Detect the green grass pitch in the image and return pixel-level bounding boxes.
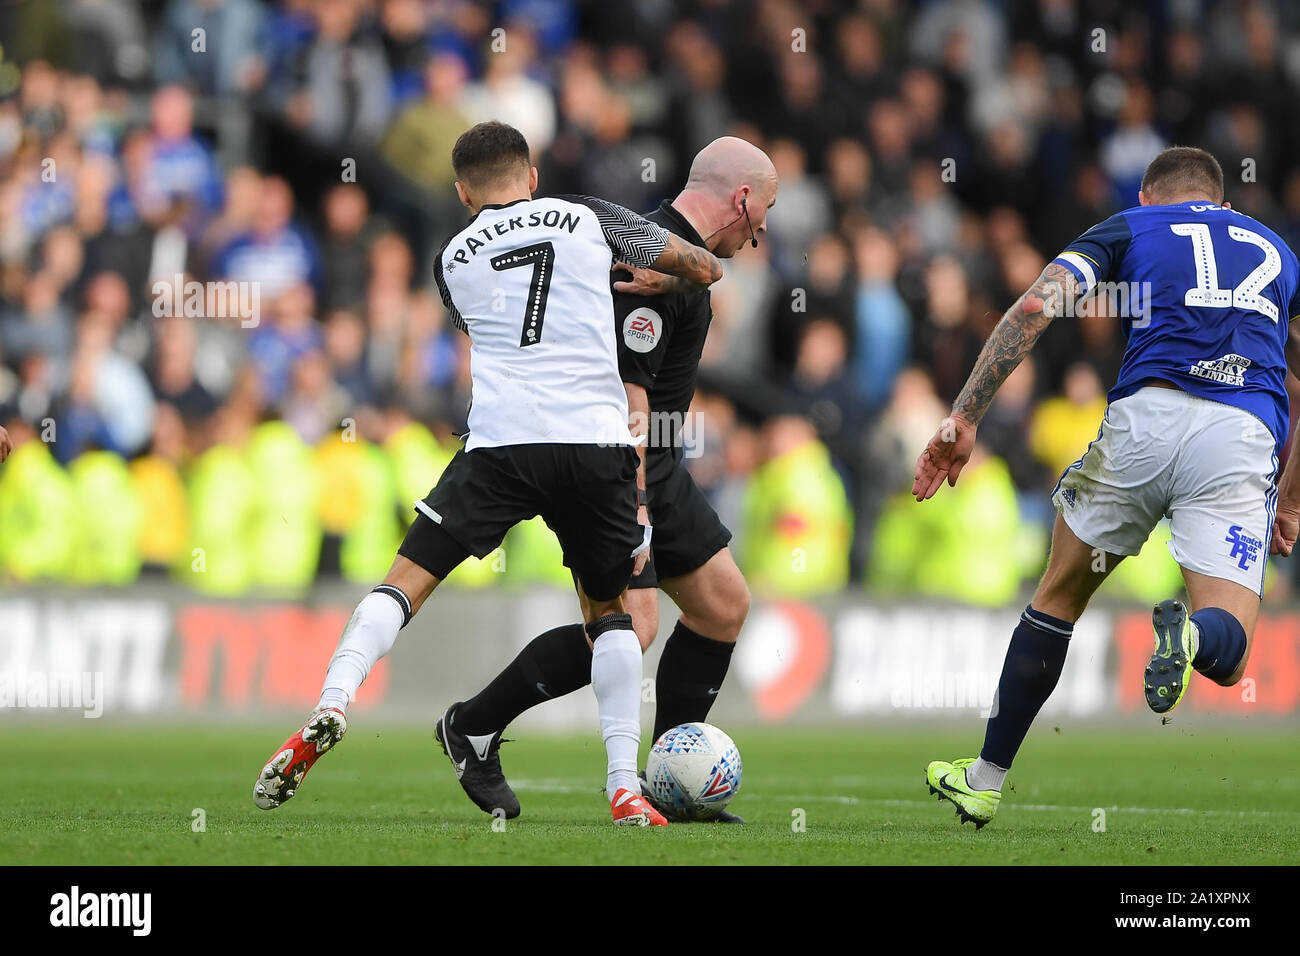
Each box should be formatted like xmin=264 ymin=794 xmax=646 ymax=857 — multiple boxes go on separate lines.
xmin=1 ymin=723 xmax=1295 ymax=865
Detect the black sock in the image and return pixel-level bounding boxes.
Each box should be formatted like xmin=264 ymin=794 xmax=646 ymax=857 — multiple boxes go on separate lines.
xmin=455 ymin=623 xmax=592 ymax=735
xmin=980 ymin=606 xmax=1073 ymax=769
xmin=653 ymin=621 xmax=735 ymax=742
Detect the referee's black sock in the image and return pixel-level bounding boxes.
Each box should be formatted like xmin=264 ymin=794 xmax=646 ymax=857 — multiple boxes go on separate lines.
xmin=653 ymin=621 xmax=735 ymax=742
xmin=455 ymin=623 xmax=592 ymax=735
xmin=979 ymin=606 xmax=1073 ymax=769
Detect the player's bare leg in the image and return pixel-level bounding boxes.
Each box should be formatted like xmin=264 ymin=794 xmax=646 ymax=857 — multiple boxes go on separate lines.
xmin=662 ymin=547 xmax=750 ymax=643
xmin=927 ymin=515 xmax=1124 ymax=827
xmin=253 ymin=556 xmax=438 ymax=810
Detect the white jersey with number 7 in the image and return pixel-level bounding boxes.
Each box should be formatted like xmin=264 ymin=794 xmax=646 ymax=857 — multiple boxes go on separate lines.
xmin=434 ymin=194 xmax=670 ymax=452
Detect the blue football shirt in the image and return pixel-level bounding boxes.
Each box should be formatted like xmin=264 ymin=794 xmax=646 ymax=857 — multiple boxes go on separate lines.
xmin=1052 ymin=200 xmax=1300 ymax=449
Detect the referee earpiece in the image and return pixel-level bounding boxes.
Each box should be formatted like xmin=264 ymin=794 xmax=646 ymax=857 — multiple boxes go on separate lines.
xmin=742 ymin=197 xmax=758 ymax=248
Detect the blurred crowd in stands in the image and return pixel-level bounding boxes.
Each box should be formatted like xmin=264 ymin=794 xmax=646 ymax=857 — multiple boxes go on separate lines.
xmin=3 ymin=0 xmax=1300 ymax=601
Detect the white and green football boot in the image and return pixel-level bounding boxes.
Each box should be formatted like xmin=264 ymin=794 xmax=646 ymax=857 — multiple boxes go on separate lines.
xmin=1144 ymin=600 xmax=1196 ymax=715
xmin=925 ymin=758 xmax=1001 ymax=829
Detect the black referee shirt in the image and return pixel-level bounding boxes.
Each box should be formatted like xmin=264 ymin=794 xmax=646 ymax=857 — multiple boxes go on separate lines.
xmin=613 ymin=199 xmax=714 ymax=480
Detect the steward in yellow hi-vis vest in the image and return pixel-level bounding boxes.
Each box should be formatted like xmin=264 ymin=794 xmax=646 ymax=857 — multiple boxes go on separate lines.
xmin=383 ymin=419 xmax=500 ymax=588
xmin=315 ymin=432 xmax=402 ymax=582
xmin=183 ymin=440 xmax=257 ymax=594
xmin=0 ymin=437 xmax=77 ymax=581
xmin=68 ymin=450 xmax=144 ymax=585
xmin=384 ymin=419 xmax=454 ymax=512
xmin=247 ymin=421 xmax=322 ymax=592
xmin=130 ymin=454 xmax=189 ymax=569
xmin=742 ymin=419 xmax=851 ymax=597
xmin=871 ymin=452 xmax=1022 ymax=607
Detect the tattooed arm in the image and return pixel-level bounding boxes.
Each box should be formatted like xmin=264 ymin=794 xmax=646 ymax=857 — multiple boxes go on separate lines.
xmin=560 ymin=193 xmax=721 ymax=288
xmin=613 ymin=260 xmax=710 ymax=297
xmin=953 ymin=261 xmax=1076 ymax=425
xmin=913 ymin=261 xmax=1077 ymax=501
xmin=646 ymin=233 xmax=723 ymax=288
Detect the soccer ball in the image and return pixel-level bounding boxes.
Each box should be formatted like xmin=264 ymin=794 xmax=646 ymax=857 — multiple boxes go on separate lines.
xmin=645 ymin=722 xmax=743 ymax=821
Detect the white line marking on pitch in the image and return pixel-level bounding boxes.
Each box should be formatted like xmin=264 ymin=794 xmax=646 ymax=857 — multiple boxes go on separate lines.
xmin=771 ymin=795 xmax=1295 ymax=818
xmin=508 ymin=780 xmax=1296 ymax=819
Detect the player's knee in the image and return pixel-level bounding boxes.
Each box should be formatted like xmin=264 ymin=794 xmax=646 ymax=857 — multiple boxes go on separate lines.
xmin=726 ymin=581 xmax=752 ymax=640
xmin=703 ymin=577 xmax=749 ymax=642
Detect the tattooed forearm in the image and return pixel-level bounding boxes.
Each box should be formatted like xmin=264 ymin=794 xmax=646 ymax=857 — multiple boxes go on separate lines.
xmin=651 ymin=234 xmax=723 ymax=287
xmin=951 ymin=262 xmax=1077 ymax=425
xmin=656 ymin=274 xmax=708 ymax=295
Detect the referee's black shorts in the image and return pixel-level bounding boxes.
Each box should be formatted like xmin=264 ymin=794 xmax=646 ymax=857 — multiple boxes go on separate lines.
xmin=398 ymin=442 xmax=642 ymax=601
xmin=630 ymin=453 xmax=732 ymax=590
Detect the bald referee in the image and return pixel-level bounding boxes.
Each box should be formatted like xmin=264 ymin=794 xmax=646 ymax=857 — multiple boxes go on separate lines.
xmin=439 ymin=137 xmax=778 ymax=822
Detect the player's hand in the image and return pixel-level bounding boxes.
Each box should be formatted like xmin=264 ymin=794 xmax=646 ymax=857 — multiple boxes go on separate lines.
xmin=0 ymin=425 xmax=11 ymax=463
xmin=613 ymin=262 xmax=687 ymax=297
xmin=1271 ymin=506 xmax=1300 ymax=556
xmin=632 ymin=504 xmax=652 ymax=576
xmin=913 ymin=415 xmax=977 ymax=501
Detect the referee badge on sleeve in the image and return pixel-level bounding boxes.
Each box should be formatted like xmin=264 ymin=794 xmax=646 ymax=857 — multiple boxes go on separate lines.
xmin=623 ymin=307 xmax=662 ymax=353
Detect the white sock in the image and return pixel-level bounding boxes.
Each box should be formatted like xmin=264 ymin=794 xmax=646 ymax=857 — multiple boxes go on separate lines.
xmin=590 ymin=625 xmax=642 ymax=801
xmin=317 ymin=589 xmax=408 ymax=713
xmin=966 ymin=757 xmax=1007 ymax=792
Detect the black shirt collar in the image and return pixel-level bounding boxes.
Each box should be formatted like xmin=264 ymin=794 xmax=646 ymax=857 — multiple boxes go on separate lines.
xmin=657 ymin=199 xmax=706 ymax=247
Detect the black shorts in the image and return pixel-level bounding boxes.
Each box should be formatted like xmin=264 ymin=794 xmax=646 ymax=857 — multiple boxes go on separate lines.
xmin=630 ymin=454 xmax=732 ymax=590
xmin=398 ymin=443 xmax=642 ymax=601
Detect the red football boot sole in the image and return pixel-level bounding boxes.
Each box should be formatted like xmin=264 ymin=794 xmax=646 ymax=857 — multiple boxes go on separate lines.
xmin=253 ymin=708 xmax=348 ymax=810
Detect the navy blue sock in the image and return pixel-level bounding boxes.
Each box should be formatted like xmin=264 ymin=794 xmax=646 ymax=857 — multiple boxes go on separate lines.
xmin=1190 ymin=607 xmax=1247 ymax=683
xmin=980 ymin=606 xmax=1073 ymax=769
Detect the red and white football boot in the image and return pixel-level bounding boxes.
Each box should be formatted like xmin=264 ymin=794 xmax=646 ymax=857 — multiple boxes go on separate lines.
xmin=253 ymin=708 xmax=348 ymax=810
xmin=610 ymin=787 xmax=668 ymax=827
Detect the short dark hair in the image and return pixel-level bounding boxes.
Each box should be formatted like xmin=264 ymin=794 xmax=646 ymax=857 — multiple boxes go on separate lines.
xmin=451 ymin=121 xmax=531 ymax=188
xmin=1140 ymin=146 xmax=1224 ymax=203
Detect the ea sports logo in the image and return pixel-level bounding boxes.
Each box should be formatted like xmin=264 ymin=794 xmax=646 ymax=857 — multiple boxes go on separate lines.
xmin=622 ymin=307 xmax=661 ymax=353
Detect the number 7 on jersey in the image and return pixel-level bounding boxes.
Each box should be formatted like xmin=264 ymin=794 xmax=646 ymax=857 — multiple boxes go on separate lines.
xmin=491 ymin=241 xmax=556 ymax=347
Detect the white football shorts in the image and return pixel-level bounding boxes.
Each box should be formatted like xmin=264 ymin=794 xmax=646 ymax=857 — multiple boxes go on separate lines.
xmin=1051 ymin=386 xmax=1278 ymax=596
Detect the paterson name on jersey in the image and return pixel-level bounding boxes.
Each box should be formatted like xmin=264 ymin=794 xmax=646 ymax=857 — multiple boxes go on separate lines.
xmin=434 ymin=194 xmax=670 ymax=451
xmin=1052 ymin=200 xmax=1300 ymax=449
